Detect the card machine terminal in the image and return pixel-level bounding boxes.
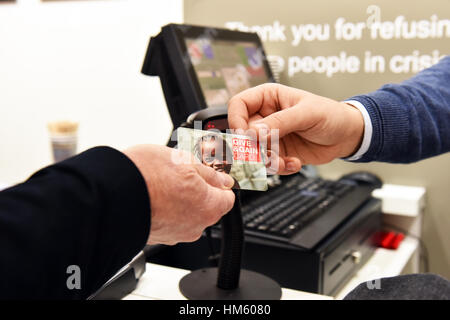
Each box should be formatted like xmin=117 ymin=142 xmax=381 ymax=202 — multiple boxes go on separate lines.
xmin=181 ymin=105 xmax=229 ymax=132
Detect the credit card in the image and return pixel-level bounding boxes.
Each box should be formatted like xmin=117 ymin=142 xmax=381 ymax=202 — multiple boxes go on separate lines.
xmin=177 ymin=127 xmax=268 ymax=191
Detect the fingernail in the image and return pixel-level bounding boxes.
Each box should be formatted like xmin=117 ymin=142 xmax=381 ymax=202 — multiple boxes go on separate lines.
xmin=220 ymin=173 xmax=235 ymax=189
xmin=286 ymin=162 xmax=298 ymax=172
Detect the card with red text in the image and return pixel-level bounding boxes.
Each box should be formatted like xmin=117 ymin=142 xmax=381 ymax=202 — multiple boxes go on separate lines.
xmin=177 ymin=127 xmax=268 ymax=191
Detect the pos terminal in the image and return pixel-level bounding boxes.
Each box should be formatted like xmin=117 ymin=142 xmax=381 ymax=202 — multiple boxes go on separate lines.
xmin=177 ymin=107 xmax=282 ymax=300
xmin=93 ymin=23 xmax=382 ymax=299
xmin=143 ymin=24 xmax=382 ymax=297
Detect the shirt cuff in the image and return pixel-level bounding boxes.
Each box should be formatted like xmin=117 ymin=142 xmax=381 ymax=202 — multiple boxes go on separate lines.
xmin=342 ymin=100 xmax=373 ymax=161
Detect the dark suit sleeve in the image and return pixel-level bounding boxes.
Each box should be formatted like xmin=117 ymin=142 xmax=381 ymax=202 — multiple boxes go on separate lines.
xmin=0 ymin=146 xmax=151 ymax=299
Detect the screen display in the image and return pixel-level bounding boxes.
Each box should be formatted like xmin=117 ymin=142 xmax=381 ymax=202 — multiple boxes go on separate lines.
xmin=204 ymin=118 xmax=229 ymax=131
xmin=185 ymin=38 xmax=270 ymax=108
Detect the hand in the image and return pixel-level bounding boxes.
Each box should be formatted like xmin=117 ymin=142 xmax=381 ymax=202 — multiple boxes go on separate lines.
xmin=228 ymin=83 xmax=364 ymax=174
xmin=123 ymin=145 xmax=235 ymax=245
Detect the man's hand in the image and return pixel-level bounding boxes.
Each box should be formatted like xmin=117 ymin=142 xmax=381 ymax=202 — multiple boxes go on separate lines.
xmin=123 ymin=145 xmax=235 ymax=245
xmin=228 ymin=83 xmax=365 ymax=174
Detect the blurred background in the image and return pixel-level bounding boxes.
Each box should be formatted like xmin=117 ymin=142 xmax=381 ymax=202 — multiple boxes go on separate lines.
xmin=0 ymin=0 xmax=182 ymax=184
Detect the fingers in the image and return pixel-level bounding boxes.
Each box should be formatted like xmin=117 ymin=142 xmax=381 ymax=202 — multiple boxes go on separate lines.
xmin=251 ymin=104 xmax=316 ymax=139
xmin=194 ymin=165 xmax=236 ymax=223
xmin=229 ymin=84 xmax=320 ymax=157
xmin=193 ymin=163 xmax=235 ymax=189
xmin=228 ymin=83 xmax=281 ymax=131
xmin=205 ymin=185 xmax=236 ymax=220
xmin=266 ymin=150 xmax=302 ymax=175
xmin=282 ymin=156 xmax=302 ymax=174
xmin=228 ymin=83 xmax=310 ymax=131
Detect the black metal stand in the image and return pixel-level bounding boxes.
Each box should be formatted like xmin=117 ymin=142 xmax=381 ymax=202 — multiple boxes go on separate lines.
xmin=179 ymin=190 xmax=282 ymax=300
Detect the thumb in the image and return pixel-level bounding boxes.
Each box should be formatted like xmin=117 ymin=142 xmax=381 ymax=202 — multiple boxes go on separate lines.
xmin=205 ymin=186 xmax=236 ymax=219
xmin=194 ymin=164 xmax=235 ymax=189
xmin=250 ymin=104 xmax=311 ymax=138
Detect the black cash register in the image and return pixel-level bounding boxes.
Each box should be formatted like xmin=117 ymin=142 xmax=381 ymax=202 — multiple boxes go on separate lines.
xmin=141 ymin=23 xmax=382 ymax=296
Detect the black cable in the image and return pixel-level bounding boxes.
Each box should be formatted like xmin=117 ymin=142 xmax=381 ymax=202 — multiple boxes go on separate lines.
xmin=217 ymin=190 xmax=243 ymax=290
xmin=205 ymin=227 xmax=219 ymax=267
xmin=383 ymin=223 xmax=429 ymax=273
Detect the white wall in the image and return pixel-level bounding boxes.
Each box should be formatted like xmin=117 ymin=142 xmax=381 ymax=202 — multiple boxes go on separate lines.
xmin=0 ymin=0 xmax=183 ymax=185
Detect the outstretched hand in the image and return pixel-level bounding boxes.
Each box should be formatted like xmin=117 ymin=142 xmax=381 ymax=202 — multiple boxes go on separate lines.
xmin=228 ymin=83 xmax=364 ymax=174
xmin=124 ymin=145 xmax=235 ymax=245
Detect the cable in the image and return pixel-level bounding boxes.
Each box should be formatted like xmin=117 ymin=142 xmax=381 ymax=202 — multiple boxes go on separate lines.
xmin=205 ymin=227 xmax=219 ymax=267
xmin=382 ymin=223 xmax=429 ymax=273
xmin=217 ymin=190 xmax=243 ymax=290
